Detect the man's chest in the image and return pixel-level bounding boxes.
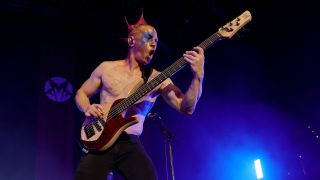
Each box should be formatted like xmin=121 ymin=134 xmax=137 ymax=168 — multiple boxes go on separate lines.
xmin=101 ymin=72 xmax=143 ymax=97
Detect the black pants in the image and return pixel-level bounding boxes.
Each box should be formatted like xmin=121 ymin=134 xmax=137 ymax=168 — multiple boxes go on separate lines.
xmin=74 ymin=132 xmax=157 ymax=180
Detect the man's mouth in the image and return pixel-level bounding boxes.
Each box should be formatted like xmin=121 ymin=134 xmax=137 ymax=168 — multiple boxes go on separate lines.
xmin=149 ymin=50 xmax=155 ymax=56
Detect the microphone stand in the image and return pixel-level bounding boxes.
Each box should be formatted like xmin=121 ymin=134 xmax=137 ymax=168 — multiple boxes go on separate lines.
xmin=148 ymin=113 xmax=176 ymax=180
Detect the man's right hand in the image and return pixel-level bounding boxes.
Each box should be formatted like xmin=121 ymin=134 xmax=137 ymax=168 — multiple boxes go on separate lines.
xmin=84 ymin=104 xmax=105 ymax=117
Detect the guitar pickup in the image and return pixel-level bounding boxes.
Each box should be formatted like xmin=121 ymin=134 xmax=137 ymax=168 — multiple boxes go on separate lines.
xmin=84 ymin=124 xmax=95 ymax=139
xmin=93 ymin=120 xmax=102 ymax=131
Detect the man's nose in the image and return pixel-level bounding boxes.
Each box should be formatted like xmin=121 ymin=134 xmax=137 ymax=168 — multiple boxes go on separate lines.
xmin=150 ymin=39 xmax=157 ymax=48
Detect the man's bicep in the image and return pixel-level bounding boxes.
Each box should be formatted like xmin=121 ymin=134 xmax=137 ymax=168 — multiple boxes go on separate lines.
xmin=80 ymin=76 xmax=101 ymax=97
xmin=80 ymin=64 xmax=103 ymax=97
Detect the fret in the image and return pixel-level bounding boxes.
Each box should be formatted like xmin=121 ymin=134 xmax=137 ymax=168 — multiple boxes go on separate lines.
xmin=105 ymin=33 xmax=223 ymax=121
xmin=105 ymin=33 xmax=223 ymax=119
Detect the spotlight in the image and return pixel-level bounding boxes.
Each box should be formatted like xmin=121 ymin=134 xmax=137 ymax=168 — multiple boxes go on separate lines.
xmin=254 ymin=159 xmax=263 ymax=179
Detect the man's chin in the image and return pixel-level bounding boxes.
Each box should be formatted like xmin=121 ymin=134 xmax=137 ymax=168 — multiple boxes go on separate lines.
xmin=143 ymin=61 xmax=151 ymax=65
xmin=138 ymin=61 xmax=150 ymax=66
xmin=137 ymin=56 xmax=152 ymax=65
xmin=145 ymin=57 xmax=153 ymax=64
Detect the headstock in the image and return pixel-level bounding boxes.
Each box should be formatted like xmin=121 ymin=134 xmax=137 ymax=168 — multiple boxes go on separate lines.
xmin=218 ymin=10 xmax=252 ymax=39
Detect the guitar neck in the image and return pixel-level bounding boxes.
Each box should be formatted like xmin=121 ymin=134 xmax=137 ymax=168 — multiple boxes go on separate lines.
xmin=107 ymin=32 xmax=222 ymax=119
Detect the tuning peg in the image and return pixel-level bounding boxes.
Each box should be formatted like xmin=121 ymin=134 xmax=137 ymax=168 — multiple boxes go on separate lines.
xmin=226 ymin=27 xmax=234 ymax=32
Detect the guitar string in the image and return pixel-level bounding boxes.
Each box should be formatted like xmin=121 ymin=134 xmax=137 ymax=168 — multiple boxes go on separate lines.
xmin=106 ymin=57 xmax=186 ymax=119
xmin=84 ymin=57 xmax=187 ymax=133
xmin=84 ymin=33 xmax=222 ymax=133
xmin=106 ymin=33 xmax=221 ymax=118
xmin=106 ymin=34 xmax=219 ymax=116
xmin=107 ymin=57 xmax=186 ymax=118
xmin=84 ymin=33 xmax=221 ymax=132
xmin=107 ymin=34 xmax=219 ymax=121
xmin=84 ymin=33 xmax=222 ymax=132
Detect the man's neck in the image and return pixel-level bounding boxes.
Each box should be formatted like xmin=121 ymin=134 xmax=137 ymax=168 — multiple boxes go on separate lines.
xmin=125 ymin=55 xmax=142 ymax=72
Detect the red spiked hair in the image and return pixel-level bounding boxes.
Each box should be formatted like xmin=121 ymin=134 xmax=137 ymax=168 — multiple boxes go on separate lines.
xmin=125 ymin=11 xmax=149 ymax=34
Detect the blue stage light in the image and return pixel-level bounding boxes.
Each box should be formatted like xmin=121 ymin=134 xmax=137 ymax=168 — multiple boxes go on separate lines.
xmin=254 ymin=159 xmax=263 ymax=179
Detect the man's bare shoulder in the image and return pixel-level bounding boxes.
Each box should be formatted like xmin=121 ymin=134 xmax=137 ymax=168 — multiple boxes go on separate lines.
xmin=99 ymin=60 xmax=125 ymax=70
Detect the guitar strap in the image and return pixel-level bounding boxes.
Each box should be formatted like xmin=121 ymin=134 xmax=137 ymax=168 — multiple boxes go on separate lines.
xmin=140 ymin=65 xmax=153 ymax=84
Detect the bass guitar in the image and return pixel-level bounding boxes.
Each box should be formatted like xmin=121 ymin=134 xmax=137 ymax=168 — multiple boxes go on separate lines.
xmin=80 ymin=10 xmax=252 ymax=152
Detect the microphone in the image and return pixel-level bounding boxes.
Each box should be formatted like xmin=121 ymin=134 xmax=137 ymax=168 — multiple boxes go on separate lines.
xmin=147 ymin=112 xmax=175 ymax=140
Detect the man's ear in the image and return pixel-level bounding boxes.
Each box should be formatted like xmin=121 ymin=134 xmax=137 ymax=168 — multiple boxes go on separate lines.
xmin=128 ymin=36 xmax=135 ymax=47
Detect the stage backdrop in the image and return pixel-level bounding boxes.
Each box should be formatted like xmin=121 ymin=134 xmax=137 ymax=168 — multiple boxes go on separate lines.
xmin=0 ymin=12 xmax=78 ymax=180
xmin=35 ymin=18 xmax=77 ymax=180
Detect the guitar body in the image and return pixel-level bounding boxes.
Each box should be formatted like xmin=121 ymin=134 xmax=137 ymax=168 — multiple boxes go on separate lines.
xmin=80 ymin=99 xmax=138 ymax=152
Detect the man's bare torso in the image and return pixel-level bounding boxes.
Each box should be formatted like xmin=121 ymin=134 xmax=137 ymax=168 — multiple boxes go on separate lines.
xmin=99 ymin=60 xmax=161 ymax=135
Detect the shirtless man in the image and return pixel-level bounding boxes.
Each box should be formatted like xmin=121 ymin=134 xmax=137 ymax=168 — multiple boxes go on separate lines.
xmin=74 ymin=14 xmax=205 ymax=180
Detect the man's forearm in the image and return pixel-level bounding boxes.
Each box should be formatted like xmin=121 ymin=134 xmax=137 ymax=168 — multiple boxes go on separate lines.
xmin=75 ymin=90 xmax=91 ymax=113
xmin=181 ymin=76 xmax=203 ymax=114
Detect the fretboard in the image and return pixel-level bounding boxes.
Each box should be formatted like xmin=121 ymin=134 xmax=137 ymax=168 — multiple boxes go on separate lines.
xmin=106 ymin=32 xmax=223 ymax=119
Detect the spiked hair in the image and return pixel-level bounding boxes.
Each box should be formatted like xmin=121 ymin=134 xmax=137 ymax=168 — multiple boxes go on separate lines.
xmin=125 ymin=11 xmax=149 ymax=34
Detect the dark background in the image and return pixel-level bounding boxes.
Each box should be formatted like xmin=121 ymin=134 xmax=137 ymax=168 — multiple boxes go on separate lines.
xmin=1 ymin=0 xmax=320 ymax=179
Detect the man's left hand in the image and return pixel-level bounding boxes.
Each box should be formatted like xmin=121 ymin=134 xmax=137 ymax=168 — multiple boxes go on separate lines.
xmin=183 ymin=46 xmax=205 ymax=78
